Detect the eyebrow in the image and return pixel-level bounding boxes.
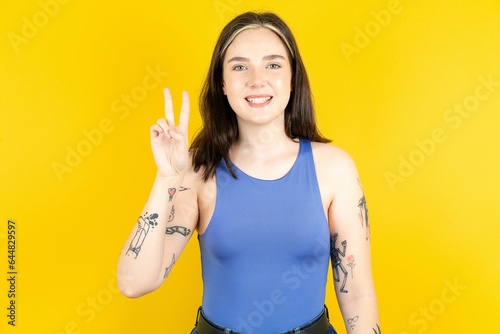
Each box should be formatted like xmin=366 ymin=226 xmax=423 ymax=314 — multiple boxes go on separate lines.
xmin=227 ymin=54 xmax=286 ymax=63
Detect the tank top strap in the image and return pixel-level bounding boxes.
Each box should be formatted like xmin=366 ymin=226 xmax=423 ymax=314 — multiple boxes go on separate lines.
xmin=287 ymin=137 xmax=314 ymax=178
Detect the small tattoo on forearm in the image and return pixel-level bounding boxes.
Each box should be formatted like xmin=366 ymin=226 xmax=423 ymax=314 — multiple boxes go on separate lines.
xmin=165 ymin=225 xmax=191 ymax=237
xmin=373 ymin=324 xmax=381 ymax=334
xmin=347 ymin=254 xmax=356 ymax=278
xmin=179 ymin=186 xmax=190 ymax=192
xmin=168 ymin=205 xmax=175 ymax=222
xmin=163 ymin=253 xmax=175 ymax=278
xmin=347 ymin=316 xmax=359 ymax=330
xmin=357 ymin=178 xmax=370 ymax=241
xmin=331 ymin=233 xmax=349 ymax=293
xmin=168 ymin=188 xmax=176 ymax=202
xmin=126 ymin=212 xmax=159 ymax=258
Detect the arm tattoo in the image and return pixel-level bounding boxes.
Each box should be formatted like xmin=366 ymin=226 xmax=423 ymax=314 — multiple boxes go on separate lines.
xmin=163 ymin=253 xmax=175 ymax=278
xmin=126 ymin=212 xmax=159 ymax=258
xmin=165 ymin=225 xmax=191 ymax=237
xmin=331 ymin=233 xmax=349 ymax=293
xmin=357 ymin=178 xmax=370 ymax=241
xmin=373 ymin=324 xmax=381 ymax=333
xmin=347 ymin=316 xmax=359 ymax=330
xmin=179 ymin=186 xmax=190 ymax=192
xmin=168 ymin=205 xmax=175 ymax=222
xmin=347 ymin=254 xmax=356 ymax=278
xmin=168 ymin=188 xmax=176 ymax=202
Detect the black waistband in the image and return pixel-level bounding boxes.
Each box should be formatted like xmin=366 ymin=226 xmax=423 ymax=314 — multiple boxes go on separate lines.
xmin=194 ymin=306 xmax=330 ymax=334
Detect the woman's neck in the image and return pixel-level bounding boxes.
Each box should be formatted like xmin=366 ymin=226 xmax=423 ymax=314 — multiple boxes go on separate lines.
xmin=230 ymin=125 xmax=300 ymax=179
xmin=233 ymin=126 xmax=292 ymax=158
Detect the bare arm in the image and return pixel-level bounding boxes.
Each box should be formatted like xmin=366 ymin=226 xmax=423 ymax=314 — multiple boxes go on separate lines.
xmin=117 ymin=89 xmax=198 ymax=298
xmin=328 ymin=149 xmax=381 ymax=333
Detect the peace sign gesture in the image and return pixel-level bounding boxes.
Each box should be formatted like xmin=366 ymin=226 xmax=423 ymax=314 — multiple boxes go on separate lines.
xmin=150 ymin=88 xmax=190 ymax=177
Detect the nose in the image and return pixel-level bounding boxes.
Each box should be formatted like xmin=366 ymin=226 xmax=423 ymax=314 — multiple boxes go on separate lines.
xmin=248 ymin=68 xmax=266 ymax=88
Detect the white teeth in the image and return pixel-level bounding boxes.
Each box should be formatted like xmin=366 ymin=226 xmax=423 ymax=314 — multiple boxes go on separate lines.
xmin=246 ymin=97 xmax=271 ymax=104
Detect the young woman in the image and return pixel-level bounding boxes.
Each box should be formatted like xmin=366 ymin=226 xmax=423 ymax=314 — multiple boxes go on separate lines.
xmin=117 ymin=11 xmax=380 ymax=334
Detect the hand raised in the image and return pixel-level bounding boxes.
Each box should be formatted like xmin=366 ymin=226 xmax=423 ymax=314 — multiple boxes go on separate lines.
xmin=150 ymin=88 xmax=190 ymax=177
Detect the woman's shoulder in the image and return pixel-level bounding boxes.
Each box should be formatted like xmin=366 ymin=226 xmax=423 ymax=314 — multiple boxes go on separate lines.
xmin=310 ymin=141 xmax=359 ymax=179
xmin=310 ymin=141 xmax=361 ymax=204
xmin=310 ymin=141 xmax=355 ymax=164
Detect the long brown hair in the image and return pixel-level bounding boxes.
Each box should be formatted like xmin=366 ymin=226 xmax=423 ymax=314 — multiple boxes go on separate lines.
xmin=191 ymin=11 xmax=330 ymax=180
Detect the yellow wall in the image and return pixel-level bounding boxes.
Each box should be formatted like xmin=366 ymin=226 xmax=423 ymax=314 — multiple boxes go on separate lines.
xmin=1 ymin=0 xmax=499 ymax=333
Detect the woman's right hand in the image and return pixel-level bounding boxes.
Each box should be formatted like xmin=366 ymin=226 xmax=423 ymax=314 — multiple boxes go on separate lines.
xmin=150 ymin=88 xmax=190 ymax=177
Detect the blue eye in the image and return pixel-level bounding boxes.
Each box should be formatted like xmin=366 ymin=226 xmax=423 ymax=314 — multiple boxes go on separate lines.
xmin=233 ymin=65 xmax=247 ymax=71
xmin=267 ymin=63 xmax=281 ymax=69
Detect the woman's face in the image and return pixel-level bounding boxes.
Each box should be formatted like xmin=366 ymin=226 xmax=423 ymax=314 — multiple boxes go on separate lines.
xmin=222 ymin=28 xmax=292 ymax=128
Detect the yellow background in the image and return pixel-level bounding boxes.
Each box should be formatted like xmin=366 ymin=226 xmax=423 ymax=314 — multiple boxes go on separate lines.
xmin=1 ymin=0 xmax=499 ymax=333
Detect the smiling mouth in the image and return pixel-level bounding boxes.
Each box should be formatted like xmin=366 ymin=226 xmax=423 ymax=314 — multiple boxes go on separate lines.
xmin=245 ymin=96 xmax=272 ymax=104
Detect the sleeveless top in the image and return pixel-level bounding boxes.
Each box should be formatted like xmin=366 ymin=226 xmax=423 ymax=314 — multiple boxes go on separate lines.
xmin=198 ymin=138 xmax=330 ymax=333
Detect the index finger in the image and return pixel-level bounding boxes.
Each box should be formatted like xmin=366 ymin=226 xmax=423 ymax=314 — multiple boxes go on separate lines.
xmin=178 ymin=90 xmax=190 ymax=130
xmin=164 ymin=88 xmax=175 ymax=125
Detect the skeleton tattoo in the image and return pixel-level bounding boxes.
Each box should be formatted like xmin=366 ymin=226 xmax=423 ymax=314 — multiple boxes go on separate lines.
xmin=331 ymin=233 xmax=349 ymax=293
xmin=126 ymin=212 xmax=159 ymax=258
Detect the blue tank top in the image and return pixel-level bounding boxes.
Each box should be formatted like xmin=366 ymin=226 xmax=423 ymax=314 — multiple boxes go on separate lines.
xmin=198 ymin=139 xmax=330 ymax=333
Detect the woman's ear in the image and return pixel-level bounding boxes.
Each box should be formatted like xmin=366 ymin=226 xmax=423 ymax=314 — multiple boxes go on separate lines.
xmin=222 ymin=82 xmax=227 ymax=95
